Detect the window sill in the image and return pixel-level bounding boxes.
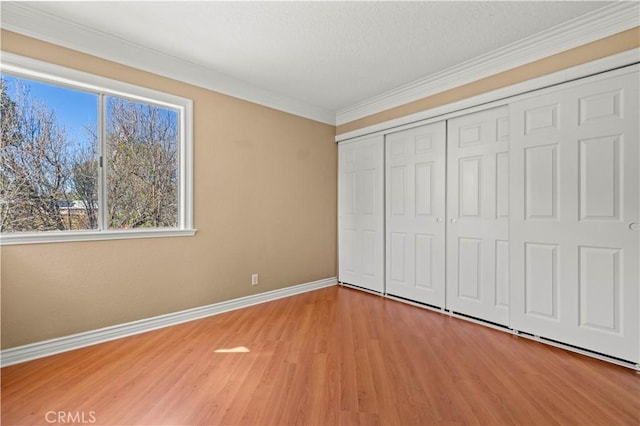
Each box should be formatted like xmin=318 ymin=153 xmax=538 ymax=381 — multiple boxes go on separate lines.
xmin=0 ymin=229 xmax=197 ymax=245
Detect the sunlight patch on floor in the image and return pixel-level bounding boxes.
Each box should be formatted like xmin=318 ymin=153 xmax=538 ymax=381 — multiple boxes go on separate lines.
xmin=214 ymin=346 xmax=250 ymax=353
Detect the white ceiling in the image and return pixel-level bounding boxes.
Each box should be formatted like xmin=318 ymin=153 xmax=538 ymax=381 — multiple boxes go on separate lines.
xmin=2 ymin=1 xmax=632 ymax=125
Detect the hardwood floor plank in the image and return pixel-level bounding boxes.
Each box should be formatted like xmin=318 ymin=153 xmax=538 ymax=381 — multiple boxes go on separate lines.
xmin=2 ymin=286 xmax=639 ymax=425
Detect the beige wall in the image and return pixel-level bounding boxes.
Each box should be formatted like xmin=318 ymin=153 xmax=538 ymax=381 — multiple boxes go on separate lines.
xmin=337 ymin=27 xmax=640 ymax=135
xmin=0 ymin=30 xmax=338 ymax=349
xmin=3 ymin=26 xmax=638 ymax=350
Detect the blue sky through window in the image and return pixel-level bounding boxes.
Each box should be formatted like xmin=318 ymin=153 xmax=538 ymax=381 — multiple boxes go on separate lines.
xmin=1 ymin=66 xmax=190 ymax=238
xmin=2 ymin=74 xmax=98 ymax=149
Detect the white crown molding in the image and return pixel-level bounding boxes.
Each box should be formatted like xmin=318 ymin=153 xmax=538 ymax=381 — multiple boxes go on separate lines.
xmin=1 ymin=2 xmax=637 ymax=128
xmin=0 ymin=2 xmax=336 ymax=125
xmin=336 ymin=2 xmax=640 ymax=126
xmin=336 ymin=49 xmax=640 ymax=142
xmin=0 ymin=277 xmax=337 ymax=367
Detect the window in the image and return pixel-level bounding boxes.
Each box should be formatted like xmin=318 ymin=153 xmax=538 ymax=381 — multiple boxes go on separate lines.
xmin=0 ymin=53 xmax=194 ymax=244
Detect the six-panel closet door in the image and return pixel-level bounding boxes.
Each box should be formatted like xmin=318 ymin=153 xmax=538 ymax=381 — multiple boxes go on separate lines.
xmin=445 ymin=106 xmax=510 ymax=325
xmin=338 ymin=135 xmax=385 ymax=293
xmin=509 ymin=68 xmax=639 ymax=362
xmin=337 ymin=65 xmax=639 ymax=364
xmin=385 ymin=122 xmax=446 ymax=307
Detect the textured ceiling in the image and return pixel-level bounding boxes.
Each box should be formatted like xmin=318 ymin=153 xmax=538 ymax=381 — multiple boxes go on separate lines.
xmin=3 ymin=1 xmax=613 ymax=113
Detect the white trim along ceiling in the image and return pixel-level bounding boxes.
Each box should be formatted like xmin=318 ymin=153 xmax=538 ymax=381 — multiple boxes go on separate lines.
xmin=0 ymin=2 xmax=638 ymax=126
xmin=337 ymin=48 xmax=640 ymax=141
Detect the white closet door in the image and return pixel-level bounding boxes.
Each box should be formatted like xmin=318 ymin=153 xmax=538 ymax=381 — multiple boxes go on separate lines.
xmin=338 ymin=135 xmax=384 ymax=293
xmin=385 ymin=122 xmax=446 ymax=307
xmin=446 ymin=106 xmax=510 ymax=325
xmin=509 ymin=68 xmax=639 ymax=362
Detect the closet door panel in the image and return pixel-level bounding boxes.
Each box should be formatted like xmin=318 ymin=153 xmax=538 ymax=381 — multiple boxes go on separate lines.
xmin=510 ymin=68 xmax=639 ymax=362
xmin=386 ymin=122 xmax=446 ymax=306
xmin=446 ymin=106 xmax=510 ymax=325
xmin=338 ymin=135 xmax=384 ymax=293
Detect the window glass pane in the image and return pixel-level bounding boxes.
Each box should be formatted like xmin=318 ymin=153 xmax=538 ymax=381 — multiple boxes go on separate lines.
xmin=0 ymin=75 xmax=99 ymax=232
xmin=105 ymin=96 xmax=179 ymax=229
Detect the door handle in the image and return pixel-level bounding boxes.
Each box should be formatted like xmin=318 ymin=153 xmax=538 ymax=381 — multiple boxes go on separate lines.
xmin=630 ymin=223 xmax=640 ymax=232
xmin=450 ymin=218 xmax=457 ymax=224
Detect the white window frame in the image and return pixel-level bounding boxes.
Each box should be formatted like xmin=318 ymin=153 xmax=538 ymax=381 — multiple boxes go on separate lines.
xmin=0 ymin=52 xmax=195 ymax=245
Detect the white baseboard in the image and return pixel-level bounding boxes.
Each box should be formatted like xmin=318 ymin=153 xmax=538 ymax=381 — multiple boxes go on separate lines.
xmin=1 ymin=277 xmax=337 ymax=367
xmin=382 ymin=291 xmax=638 ymax=371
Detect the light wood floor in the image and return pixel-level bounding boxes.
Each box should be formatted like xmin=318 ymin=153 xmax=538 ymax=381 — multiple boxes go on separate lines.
xmin=2 ymin=285 xmax=639 ymax=425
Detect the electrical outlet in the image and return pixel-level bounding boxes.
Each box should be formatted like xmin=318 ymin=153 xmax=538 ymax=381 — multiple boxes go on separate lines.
xmin=251 ymin=273 xmax=259 ymax=286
